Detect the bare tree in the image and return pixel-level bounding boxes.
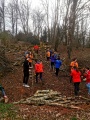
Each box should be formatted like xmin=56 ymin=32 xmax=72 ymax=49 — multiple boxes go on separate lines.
xmin=31 ymin=8 xmax=45 ymax=40
xmin=41 ymin=0 xmax=50 ymax=42
xmin=6 ymin=0 xmax=19 ymax=35
xmin=53 ymin=0 xmax=60 ymax=51
xmin=0 ymin=7 xmax=2 ymax=32
xmin=15 ymin=0 xmax=18 ymax=35
xmin=7 ymin=2 xmax=15 ymax=35
xmin=0 ymin=0 xmax=6 ymax=32
xmin=63 ymin=0 xmax=72 ymax=45
xmin=18 ymin=0 xmax=31 ymax=34
xmin=68 ymin=0 xmax=90 ymax=45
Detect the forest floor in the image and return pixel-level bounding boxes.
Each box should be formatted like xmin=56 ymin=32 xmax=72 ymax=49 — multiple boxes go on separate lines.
xmin=1 ymin=42 xmax=90 ymax=120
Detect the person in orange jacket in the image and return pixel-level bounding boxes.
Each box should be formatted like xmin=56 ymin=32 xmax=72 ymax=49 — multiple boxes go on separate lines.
xmin=46 ymin=49 xmax=50 ymax=61
xmin=35 ymin=60 xmax=44 ymax=83
xmin=28 ymin=51 xmax=33 ymax=67
xmin=70 ymin=58 xmax=78 ymax=71
xmin=70 ymin=66 xmax=81 ymax=96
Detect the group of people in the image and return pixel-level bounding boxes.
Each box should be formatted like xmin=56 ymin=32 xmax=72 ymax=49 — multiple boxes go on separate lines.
xmin=23 ymin=45 xmax=44 ymax=87
xmin=23 ymin=46 xmax=90 ymax=97
xmin=1 ymin=45 xmax=90 ymax=103
xmin=46 ymin=49 xmax=62 ymax=76
xmin=46 ymin=48 xmax=90 ymax=97
xmin=70 ymin=58 xmax=90 ymax=96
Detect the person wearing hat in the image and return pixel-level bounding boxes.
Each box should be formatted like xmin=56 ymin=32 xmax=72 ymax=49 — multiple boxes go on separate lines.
xmin=23 ymin=57 xmax=30 ymax=87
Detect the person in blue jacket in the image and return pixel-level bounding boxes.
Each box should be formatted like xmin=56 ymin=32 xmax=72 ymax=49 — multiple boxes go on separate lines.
xmin=55 ymin=56 xmax=62 ymax=76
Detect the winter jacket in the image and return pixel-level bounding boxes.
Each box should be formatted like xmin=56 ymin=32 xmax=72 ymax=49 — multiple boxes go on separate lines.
xmin=23 ymin=59 xmax=29 ymax=72
xmin=84 ymin=70 xmax=90 ymax=83
xmin=35 ymin=62 xmax=44 ymax=73
xmin=50 ymin=50 xmax=54 ymax=57
xmin=70 ymin=61 xmax=78 ymax=68
xmin=55 ymin=60 xmax=62 ymax=68
xmin=34 ymin=45 xmax=39 ymax=50
xmin=50 ymin=56 xmax=55 ymax=63
xmin=71 ymin=69 xmax=81 ymax=83
xmin=54 ymin=53 xmax=58 ymax=60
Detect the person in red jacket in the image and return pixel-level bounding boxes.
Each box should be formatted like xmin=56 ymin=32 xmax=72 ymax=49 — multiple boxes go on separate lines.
xmin=84 ymin=67 xmax=90 ymax=95
xmin=34 ymin=44 xmax=39 ymax=54
xmin=35 ymin=60 xmax=44 ymax=83
xmin=70 ymin=66 xmax=81 ymax=96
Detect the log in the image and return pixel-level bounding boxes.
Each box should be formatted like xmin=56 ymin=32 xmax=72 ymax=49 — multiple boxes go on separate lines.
xmin=79 ymin=96 xmax=90 ymax=101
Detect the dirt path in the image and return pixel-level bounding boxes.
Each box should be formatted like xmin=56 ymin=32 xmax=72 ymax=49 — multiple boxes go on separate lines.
xmin=1 ymin=46 xmax=90 ymax=119
xmin=1 ymin=47 xmax=89 ymax=102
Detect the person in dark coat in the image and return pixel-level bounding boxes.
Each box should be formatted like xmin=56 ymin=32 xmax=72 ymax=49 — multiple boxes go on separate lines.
xmin=23 ymin=58 xmax=30 ymax=87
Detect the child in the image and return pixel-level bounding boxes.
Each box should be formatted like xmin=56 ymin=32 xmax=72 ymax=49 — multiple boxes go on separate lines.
xmin=55 ymin=56 xmax=62 ymax=76
xmin=28 ymin=51 xmax=33 ymax=67
xmin=50 ymin=53 xmax=55 ymax=71
xmin=83 ymin=67 xmax=90 ymax=95
xmin=54 ymin=51 xmax=59 ymax=60
xmin=70 ymin=58 xmax=78 ymax=72
xmin=70 ymin=66 xmax=81 ymax=96
xmin=46 ymin=49 xmax=50 ymax=61
xmin=35 ymin=60 xmax=44 ymax=84
xmin=0 ymin=85 xmax=8 ymax=103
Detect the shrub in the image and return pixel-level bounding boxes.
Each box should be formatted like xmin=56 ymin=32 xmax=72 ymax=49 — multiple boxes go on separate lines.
xmin=0 ymin=31 xmax=12 ymax=47
xmin=16 ymin=32 xmax=40 ymax=45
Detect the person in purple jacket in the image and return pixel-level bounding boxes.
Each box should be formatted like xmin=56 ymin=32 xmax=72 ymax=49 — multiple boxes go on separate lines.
xmin=50 ymin=53 xmax=56 ymax=71
xmin=55 ymin=56 xmax=62 ymax=76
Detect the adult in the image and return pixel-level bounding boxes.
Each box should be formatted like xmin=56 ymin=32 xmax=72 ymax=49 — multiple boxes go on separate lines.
xmin=24 ymin=48 xmax=29 ymax=58
xmin=23 ymin=57 xmax=30 ymax=87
